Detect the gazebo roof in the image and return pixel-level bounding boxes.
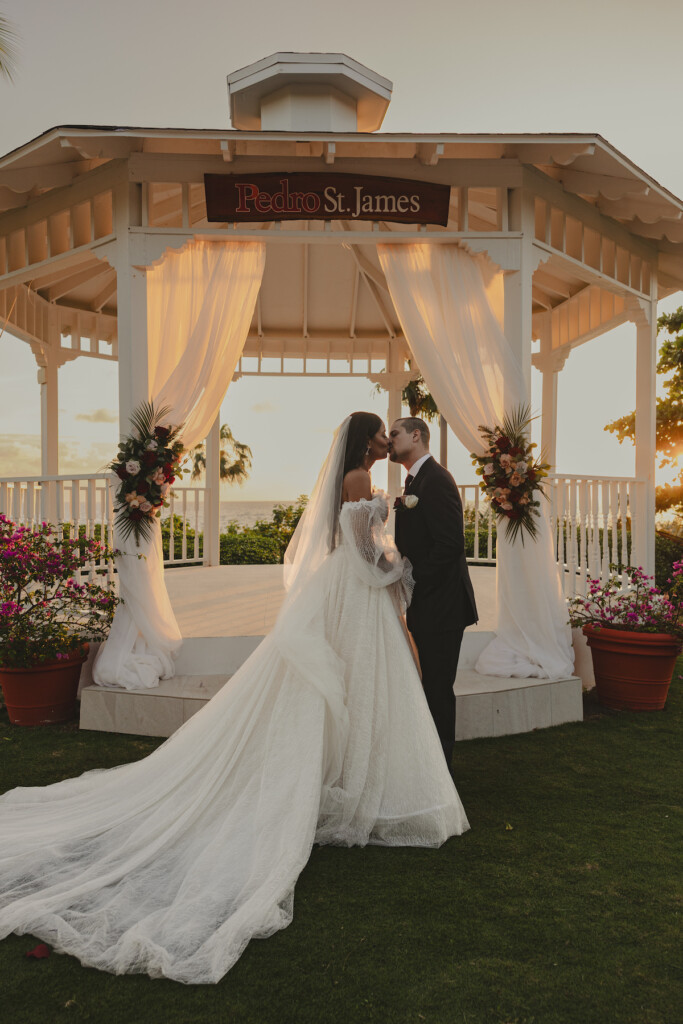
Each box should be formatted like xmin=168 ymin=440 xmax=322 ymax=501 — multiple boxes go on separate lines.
xmin=1 ymin=125 xmax=682 ymax=251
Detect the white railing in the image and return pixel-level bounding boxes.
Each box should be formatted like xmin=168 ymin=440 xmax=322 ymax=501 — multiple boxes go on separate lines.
xmin=0 ymin=475 xmax=208 ymax=571
xmin=0 ymin=474 xmax=116 ymax=580
xmin=549 ymin=474 xmax=642 ymax=596
xmin=0 ymin=473 xmax=644 ymax=598
xmin=162 ymin=487 xmax=207 ymax=566
xmin=460 ymin=484 xmax=496 ymax=564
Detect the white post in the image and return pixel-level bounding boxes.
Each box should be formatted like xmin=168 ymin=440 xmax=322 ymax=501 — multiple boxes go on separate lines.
xmin=535 ymin=344 xmax=569 ymax=471
xmin=203 ymin=414 xmax=221 ymax=567
xmin=38 ymin=353 xmax=59 ymax=477
xmin=387 ymin=389 xmax=403 ymax=500
xmin=503 ymin=188 xmax=534 ymax=409
xmin=632 ymin=305 xmax=657 ymax=576
xmin=112 ymin=182 xmax=150 ymax=432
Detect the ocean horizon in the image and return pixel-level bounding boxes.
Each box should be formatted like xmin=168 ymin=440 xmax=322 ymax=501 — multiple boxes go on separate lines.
xmin=218 ymin=499 xmax=298 ymax=531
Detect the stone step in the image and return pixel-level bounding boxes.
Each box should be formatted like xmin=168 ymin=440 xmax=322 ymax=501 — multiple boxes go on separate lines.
xmin=79 ymin=629 xmax=583 ymax=740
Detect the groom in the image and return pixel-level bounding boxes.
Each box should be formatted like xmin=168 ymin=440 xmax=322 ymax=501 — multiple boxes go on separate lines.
xmin=389 ymin=418 xmax=478 ymax=769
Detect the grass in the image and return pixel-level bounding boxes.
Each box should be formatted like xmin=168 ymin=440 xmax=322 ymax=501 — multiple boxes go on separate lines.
xmin=0 ymin=678 xmax=681 ymax=1024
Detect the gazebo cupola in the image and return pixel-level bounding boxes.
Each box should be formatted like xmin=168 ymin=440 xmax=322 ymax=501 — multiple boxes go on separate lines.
xmin=227 ymin=52 xmax=392 ymax=132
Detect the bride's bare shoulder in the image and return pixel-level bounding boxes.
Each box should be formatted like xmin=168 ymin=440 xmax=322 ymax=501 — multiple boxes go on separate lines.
xmin=342 ymin=468 xmax=372 ymax=503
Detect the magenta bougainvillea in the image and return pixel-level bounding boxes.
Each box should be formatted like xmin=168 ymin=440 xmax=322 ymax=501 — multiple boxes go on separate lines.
xmin=0 ymin=515 xmax=119 ymax=669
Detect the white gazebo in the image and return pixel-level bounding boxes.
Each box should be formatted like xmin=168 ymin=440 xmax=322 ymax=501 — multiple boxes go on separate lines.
xmin=2 ymin=52 xmax=682 ymax=737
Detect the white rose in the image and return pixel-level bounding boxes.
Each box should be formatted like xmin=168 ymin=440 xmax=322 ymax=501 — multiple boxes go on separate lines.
xmin=140 ymin=501 xmax=152 ymax=512
xmin=501 ymin=501 xmax=513 ymax=510
xmin=404 ymin=495 xmax=419 ymax=509
xmin=125 ymin=459 xmax=141 ymax=474
xmin=145 ymin=439 xmax=158 ymax=450
xmin=484 ymin=463 xmax=495 ymax=475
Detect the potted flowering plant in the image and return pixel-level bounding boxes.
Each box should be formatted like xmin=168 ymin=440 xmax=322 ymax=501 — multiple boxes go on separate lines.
xmin=109 ymin=401 xmax=185 ymax=546
xmin=0 ymin=515 xmax=119 ymax=725
xmin=470 ymin=404 xmax=550 ymax=543
xmin=568 ymin=563 xmax=683 ymax=711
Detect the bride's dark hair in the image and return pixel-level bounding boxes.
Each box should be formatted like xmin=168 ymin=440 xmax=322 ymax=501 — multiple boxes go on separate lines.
xmin=343 ymin=412 xmax=382 ymax=478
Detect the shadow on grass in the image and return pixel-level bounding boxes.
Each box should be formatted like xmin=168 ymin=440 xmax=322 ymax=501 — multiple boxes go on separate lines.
xmin=1 ymin=675 xmax=681 ymax=1024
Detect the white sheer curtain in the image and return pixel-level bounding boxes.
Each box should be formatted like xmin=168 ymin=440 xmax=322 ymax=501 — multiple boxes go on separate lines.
xmin=93 ymin=241 xmax=266 ymax=690
xmin=377 ymin=243 xmax=574 ymax=680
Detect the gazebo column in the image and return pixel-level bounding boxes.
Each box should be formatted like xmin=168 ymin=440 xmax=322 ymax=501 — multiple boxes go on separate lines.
xmin=113 ymin=183 xmax=151 ymax=431
xmin=439 ymin=415 xmax=448 ymax=469
xmin=632 ymin=308 xmax=657 ymax=575
xmin=533 ymin=341 xmax=570 ymax=470
xmin=203 ymin=415 xmax=221 ymax=567
xmin=503 ymin=190 xmax=534 ymax=407
xmin=116 ymin=262 xmax=150 ymax=430
xmin=37 ymin=349 xmax=59 ymax=477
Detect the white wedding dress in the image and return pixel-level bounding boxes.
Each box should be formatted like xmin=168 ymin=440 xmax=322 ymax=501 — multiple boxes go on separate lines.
xmin=0 ymin=491 xmax=469 ymax=985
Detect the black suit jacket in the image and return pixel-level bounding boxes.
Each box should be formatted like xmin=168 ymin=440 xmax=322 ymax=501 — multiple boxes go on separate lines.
xmin=394 ymin=457 xmax=478 ymax=635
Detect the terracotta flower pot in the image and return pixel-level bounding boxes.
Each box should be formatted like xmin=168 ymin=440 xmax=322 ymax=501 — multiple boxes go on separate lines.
xmin=0 ymin=645 xmax=88 ymax=726
xmin=582 ymin=625 xmax=681 ymax=711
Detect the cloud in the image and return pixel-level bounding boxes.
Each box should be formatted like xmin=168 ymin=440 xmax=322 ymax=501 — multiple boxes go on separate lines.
xmin=75 ymin=408 xmax=118 ymax=424
xmin=0 ymin=434 xmax=114 ymax=478
xmin=250 ymin=402 xmax=277 ymax=414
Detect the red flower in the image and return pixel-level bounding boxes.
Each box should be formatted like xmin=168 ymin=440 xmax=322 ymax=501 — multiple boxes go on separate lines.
xmin=155 ymin=426 xmax=170 ymax=440
xmin=26 ymin=944 xmax=50 ymax=959
xmin=115 ymin=465 xmax=128 ymax=480
xmin=163 ymin=463 xmax=174 ymax=477
xmin=527 ymin=470 xmax=537 ymax=482
xmin=168 ymin=475 xmax=176 ymax=484
xmin=496 ymin=437 xmax=511 ymax=452
xmin=137 ymin=480 xmax=149 ymax=495
xmin=129 ymin=508 xmax=144 ymax=521
xmin=509 ymin=446 xmax=522 ymax=457
xmin=143 ymin=451 xmax=157 ymax=467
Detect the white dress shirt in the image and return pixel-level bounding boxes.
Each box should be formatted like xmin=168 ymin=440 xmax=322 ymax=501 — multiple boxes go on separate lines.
xmin=406 ymin=452 xmax=433 ymax=483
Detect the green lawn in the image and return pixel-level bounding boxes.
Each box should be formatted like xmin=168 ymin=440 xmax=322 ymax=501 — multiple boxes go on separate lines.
xmin=0 ymin=677 xmax=681 ymax=1024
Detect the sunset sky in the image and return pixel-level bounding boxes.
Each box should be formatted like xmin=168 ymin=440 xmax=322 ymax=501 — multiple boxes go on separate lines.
xmin=1 ymin=0 xmax=682 ymax=498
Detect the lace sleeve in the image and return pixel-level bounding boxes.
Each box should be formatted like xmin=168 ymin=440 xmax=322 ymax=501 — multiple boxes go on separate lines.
xmin=338 ymin=496 xmax=414 ymax=610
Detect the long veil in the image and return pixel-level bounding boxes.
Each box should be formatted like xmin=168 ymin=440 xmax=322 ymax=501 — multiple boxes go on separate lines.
xmin=282 ymin=416 xmax=351 ymax=600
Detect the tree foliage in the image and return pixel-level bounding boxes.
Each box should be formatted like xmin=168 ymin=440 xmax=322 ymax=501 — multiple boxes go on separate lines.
xmin=605 ymin=308 xmax=683 ymax=514
xmin=188 ymin=424 xmax=252 ymax=485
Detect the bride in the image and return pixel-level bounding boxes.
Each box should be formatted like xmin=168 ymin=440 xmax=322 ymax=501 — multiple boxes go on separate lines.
xmin=0 ymin=412 xmax=469 ymax=985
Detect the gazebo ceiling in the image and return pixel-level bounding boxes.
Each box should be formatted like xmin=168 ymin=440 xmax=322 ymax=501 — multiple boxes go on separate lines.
xmin=1 ymin=126 xmax=683 ymax=250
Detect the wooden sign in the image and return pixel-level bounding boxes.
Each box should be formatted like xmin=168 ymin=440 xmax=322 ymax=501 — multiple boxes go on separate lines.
xmin=204 ymin=172 xmax=450 ymax=226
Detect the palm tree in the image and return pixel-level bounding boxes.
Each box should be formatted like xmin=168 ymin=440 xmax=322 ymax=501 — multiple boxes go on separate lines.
xmin=0 ymin=15 xmax=18 ymax=82
xmin=189 ymin=424 xmax=253 ymax=484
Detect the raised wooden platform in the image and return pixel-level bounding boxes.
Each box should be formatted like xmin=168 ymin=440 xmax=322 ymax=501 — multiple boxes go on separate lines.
xmin=79 ymin=566 xmax=583 ymax=740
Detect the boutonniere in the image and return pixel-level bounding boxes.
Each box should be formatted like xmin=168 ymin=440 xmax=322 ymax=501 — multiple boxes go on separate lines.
xmin=393 ymin=494 xmax=419 ymax=510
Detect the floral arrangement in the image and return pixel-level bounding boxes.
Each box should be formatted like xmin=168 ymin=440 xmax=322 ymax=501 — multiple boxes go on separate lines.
xmin=470 ymin=405 xmax=550 ymax=543
xmin=109 ymin=402 xmax=185 ymax=546
xmin=568 ymin=563 xmax=683 ymax=640
xmin=393 ymin=494 xmax=419 ymax=511
xmin=0 ymin=515 xmax=120 ymax=669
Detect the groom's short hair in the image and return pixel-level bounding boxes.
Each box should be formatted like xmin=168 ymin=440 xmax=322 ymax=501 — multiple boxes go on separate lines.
xmin=399 ymin=417 xmax=430 ymax=446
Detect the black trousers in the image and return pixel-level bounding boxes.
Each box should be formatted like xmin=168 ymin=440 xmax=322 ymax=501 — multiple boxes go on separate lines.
xmin=411 ymin=627 xmax=464 ymax=769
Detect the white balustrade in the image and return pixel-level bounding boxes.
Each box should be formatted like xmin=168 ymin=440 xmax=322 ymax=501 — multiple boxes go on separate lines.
xmin=0 ymin=476 xmax=209 ymax=573
xmin=548 ymin=474 xmax=642 ymax=596
xmin=1 ymin=473 xmax=645 ymax=598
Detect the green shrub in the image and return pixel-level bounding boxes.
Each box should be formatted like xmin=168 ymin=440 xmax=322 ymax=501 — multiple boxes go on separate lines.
xmin=655 ymin=531 xmax=683 ymax=588
xmin=219 ymin=531 xmax=280 ymax=565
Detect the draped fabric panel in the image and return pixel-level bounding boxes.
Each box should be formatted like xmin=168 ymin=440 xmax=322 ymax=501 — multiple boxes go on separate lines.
xmin=93 ymin=241 xmax=266 ymax=690
xmin=377 ymin=243 xmax=574 ymax=680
